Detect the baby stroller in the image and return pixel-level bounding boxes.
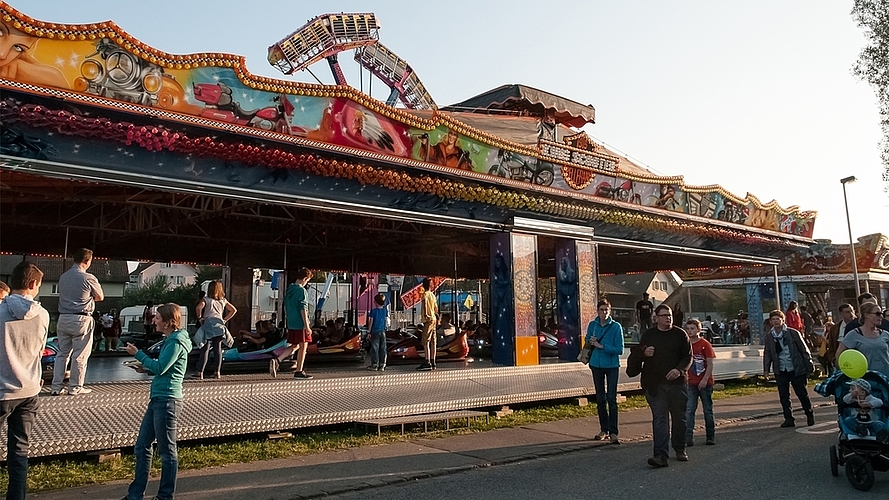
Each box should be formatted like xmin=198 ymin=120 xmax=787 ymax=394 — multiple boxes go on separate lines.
xmin=816 ymin=370 xmax=889 ymax=491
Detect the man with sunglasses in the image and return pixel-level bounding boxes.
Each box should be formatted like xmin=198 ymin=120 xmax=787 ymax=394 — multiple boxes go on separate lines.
xmin=763 ymin=309 xmax=815 ymax=428
xmin=628 ymin=304 xmax=692 ymax=467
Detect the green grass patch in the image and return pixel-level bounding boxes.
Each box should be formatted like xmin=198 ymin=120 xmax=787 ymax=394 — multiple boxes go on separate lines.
xmin=0 ymin=378 xmax=777 ymax=494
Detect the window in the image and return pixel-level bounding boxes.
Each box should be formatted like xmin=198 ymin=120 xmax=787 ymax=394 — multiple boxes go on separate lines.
xmin=51 ymin=284 xmax=59 ymax=295
xmin=161 ymin=263 xmax=172 ymax=268
xmin=175 ymin=276 xmax=184 ymax=285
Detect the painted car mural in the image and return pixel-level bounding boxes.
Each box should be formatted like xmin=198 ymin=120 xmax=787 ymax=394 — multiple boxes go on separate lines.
xmin=0 ymin=5 xmax=815 ymax=237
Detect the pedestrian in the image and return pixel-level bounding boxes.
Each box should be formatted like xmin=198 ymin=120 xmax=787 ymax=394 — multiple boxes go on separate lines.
xmin=123 ymin=303 xmax=192 ymax=500
xmin=0 ymin=280 xmax=9 ymax=303
xmin=192 ymin=280 xmax=236 ymax=379
xmin=271 ymin=267 xmax=313 ymax=379
xmin=627 ymin=304 xmax=692 ymax=467
xmin=635 ymin=292 xmax=654 ymax=332
xmin=835 ymin=302 xmax=889 ymax=377
xmin=142 ymin=300 xmax=157 ymax=344
xmin=52 ymin=248 xmax=104 ymax=396
xmin=684 ymin=318 xmax=716 ymax=446
xmin=844 ymin=293 xmax=889 ymax=334
xmin=762 ymin=309 xmax=815 ymax=428
xmin=585 ymin=299 xmax=625 ymax=444
xmin=417 ymin=277 xmax=438 ymax=371
xmin=827 ymin=304 xmax=856 ymax=365
xmin=366 ymin=293 xmax=389 ymax=371
xmin=0 ymin=262 xmax=49 ymax=500
xmin=103 ymin=308 xmax=122 ymax=352
xmin=672 ymin=303 xmax=684 ymax=325
xmin=785 ymin=301 xmax=804 ymax=333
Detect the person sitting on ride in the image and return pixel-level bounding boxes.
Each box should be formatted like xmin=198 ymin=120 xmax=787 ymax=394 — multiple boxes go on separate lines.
xmin=237 ymin=320 xmax=283 ymax=351
xmin=842 ymin=378 xmax=886 ymax=437
xmin=437 ymin=313 xmax=457 ymax=345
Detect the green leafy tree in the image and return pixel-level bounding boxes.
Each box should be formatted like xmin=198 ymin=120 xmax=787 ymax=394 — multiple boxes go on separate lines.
xmin=852 ymin=0 xmax=889 ymax=186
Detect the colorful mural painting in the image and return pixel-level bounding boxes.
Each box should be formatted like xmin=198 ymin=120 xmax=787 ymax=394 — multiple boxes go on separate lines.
xmin=0 ymin=4 xmax=816 ymax=238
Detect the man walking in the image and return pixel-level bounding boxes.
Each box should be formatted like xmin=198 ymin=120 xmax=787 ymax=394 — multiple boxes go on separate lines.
xmin=763 ymin=309 xmax=815 ymax=428
xmin=417 ymin=277 xmax=438 ymax=371
xmin=825 ymin=303 xmax=855 ymax=368
xmin=684 ymin=318 xmax=716 ymax=446
xmin=627 ymin=304 xmax=692 ymax=467
xmin=0 ymin=261 xmax=50 ymax=500
xmin=52 ymin=248 xmax=104 ymax=396
xmin=274 ymin=267 xmax=313 ymax=379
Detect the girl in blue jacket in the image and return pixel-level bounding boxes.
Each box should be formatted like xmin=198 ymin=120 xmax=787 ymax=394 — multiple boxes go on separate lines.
xmin=586 ymin=299 xmax=625 ymax=443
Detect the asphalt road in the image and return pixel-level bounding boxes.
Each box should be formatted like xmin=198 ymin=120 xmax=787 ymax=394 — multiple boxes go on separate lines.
xmin=332 ymin=405 xmax=878 ymax=500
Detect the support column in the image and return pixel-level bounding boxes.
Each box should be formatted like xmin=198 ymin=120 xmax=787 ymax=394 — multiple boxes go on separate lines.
xmin=490 ymin=232 xmax=538 ymax=366
xmin=746 ymin=284 xmax=763 ymax=345
xmin=229 ymin=266 xmax=253 ymax=336
xmin=779 ymin=282 xmax=798 ymax=312
xmin=555 ymin=239 xmax=597 ymax=361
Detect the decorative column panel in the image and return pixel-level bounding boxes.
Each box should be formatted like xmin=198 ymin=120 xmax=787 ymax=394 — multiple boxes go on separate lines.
xmin=779 ymin=282 xmax=798 ymax=313
xmin=555 ymin=239 xmax=597 ymax=361
xmin=746 ymin=284 xmax=763 ymax=345
xmin=490 ymin=232 xmax=539 ymax=366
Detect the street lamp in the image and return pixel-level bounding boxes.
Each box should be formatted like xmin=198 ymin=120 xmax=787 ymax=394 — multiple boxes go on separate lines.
xmin=840 ymin=176 xmax=861 ymax=298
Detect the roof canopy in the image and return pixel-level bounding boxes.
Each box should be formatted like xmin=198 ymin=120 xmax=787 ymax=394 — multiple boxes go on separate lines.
xmin=442 ymin=84 xmax=596 ymax=128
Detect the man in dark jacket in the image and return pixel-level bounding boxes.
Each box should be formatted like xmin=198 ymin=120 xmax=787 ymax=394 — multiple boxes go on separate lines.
xmin=763 ymin=309 xmax=815 ymax=428
xmin=627 ymin=304 xmax=692 ymax=468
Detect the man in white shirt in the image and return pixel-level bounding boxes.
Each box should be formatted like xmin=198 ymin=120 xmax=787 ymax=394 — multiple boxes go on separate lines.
xmin=827 ymin=303 xmax=855 ymax=366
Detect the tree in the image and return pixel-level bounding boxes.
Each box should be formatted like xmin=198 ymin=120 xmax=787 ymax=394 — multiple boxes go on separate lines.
xmin=852 ymin=0 xmax=889 ymax=187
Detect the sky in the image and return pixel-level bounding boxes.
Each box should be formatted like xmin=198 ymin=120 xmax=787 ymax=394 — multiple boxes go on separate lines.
xmin=6 ymin=0 xmax=888 ymax=243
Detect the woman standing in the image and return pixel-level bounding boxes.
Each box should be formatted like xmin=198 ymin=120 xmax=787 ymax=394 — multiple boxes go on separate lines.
xmin=123 ymin=303 xmax=192 ymax=500
xmin=585 ymin=299 xmax=625 ymax=444
xmin=836 ymin=303 xmax=889 ymax=377
xmin=785 ymin=301 xmax=804 ymax=334
xmin=103 ymin=308 xmax=122 ymax=352
xmin=193 ymin=281 xmax=237 ymax=379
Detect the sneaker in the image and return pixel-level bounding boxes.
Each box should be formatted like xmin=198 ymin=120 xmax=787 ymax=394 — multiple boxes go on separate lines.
xmin=806 ymin=413 xmax=815 ymax=426
xmin=51 ymin=388 xmax=68 ymax=396
xmin=68 ymin=387 xmax=92 ymax=396
xmin=675 ymin=450 xmax=688 ymax=462
xmin=294 ymin=371 xmax=313 ymax=379
xmin=367 ymin=365 xmax=378 ymax=371
xmin=706 ymin=438 xmax=716 ymax=445
xmin=269 ymin=359 xmax=278 ymax=378
xmin=190 ymin=373 xmax=203 ymax=380
xmin=610 ymin=435 xmax=621 ymax=445
xmin=780 ymin=420 xmax=795 ymax=428
xmin=593 ymin=431 xmax=608 ymax=441
xmin=416 ymin=362 xmax=432 ymax=371
xmin=431 ymin=361 xmax=437 ymax=370
xmin=377 ymin=365 xmax=385 ymax=372
xmin=647 ymin=455 xmax=669 ymax=468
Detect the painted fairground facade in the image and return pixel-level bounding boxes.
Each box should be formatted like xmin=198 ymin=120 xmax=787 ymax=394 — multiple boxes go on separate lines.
xmin=0 ymin=5 xmax=815 ymax=239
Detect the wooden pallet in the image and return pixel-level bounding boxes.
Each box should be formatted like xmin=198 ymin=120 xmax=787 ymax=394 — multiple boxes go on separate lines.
xmin=355 ymin=410 xmax=489 ymax=436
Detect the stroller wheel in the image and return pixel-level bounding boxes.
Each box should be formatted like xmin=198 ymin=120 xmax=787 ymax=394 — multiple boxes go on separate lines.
xmin=829 ymin=445 xmax=839 ymax=477
xmin=845 ymin=455 xmax=875 ymax=491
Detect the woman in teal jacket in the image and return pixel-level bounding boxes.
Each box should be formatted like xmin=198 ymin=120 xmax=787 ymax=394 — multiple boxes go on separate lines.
xmin=124 ymin=303 xmax=192 ymax=500
xmin=586 ymin=299 xmax=625 ymax=444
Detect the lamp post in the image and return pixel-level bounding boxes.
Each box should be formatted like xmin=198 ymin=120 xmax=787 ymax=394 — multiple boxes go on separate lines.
xmin=840 ymin=176 xmax=861 ymax=298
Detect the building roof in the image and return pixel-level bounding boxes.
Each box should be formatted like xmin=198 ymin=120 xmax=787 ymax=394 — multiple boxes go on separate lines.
xmin=0 ymin=256 xmax=130 ymax=283
xmin=442 ymin=84 xmax=596 ymax=128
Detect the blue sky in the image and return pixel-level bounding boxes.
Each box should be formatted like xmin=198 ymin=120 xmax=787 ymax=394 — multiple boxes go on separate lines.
xmin=7 ymin=0 xmax=887 ymax=242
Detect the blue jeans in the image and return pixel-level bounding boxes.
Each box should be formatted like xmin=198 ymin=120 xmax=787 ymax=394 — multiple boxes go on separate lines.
xmin=1 ymin=396 xmax=38 ymax=500
xmin=368 ymin=331 xmax=387 ymax=367
xmin=590 ymin=366 xmax=619 ymax=435
xmin=127 ymin=397 xmax=181 ymax=500
xmin=685 ymin=384 xmax=715 ymax=442
xmin=645 ymin=383 xmax=688 ymax=459
xmin=198 ymin=336 xmax=223 ymax=375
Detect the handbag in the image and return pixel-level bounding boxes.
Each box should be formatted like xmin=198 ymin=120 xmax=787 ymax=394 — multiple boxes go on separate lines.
xmin=577 ymin=343 xmax=593 ymax=363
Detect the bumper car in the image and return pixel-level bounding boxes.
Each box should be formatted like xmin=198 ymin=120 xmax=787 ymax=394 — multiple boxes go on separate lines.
xmin=145 ymin=331 xmax=364 ymax=373
xmin=386 ymin=327 xmax=469 ymax=362
xmin=41 ymin=337 xmax=59 ymax=380
xmin=538 ymin=330 xmax=559 ymax=357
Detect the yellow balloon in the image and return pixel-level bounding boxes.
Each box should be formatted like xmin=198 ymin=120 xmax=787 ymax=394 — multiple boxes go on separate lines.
xmin=838 ymin=349 xmax=868 ymax=379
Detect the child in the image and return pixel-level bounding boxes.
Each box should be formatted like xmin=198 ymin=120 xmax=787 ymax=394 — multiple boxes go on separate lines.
xmin=684 ymin=318 xmax=716 ymax=446
xmin=843 ymin=378 xmax=885 ymax=436
xmin=366 ymin=293 xmax=389 ymax=371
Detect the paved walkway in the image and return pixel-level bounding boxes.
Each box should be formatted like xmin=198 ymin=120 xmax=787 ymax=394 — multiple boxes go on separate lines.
xmin=28 ymin=386 xmax=835 ymax=500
